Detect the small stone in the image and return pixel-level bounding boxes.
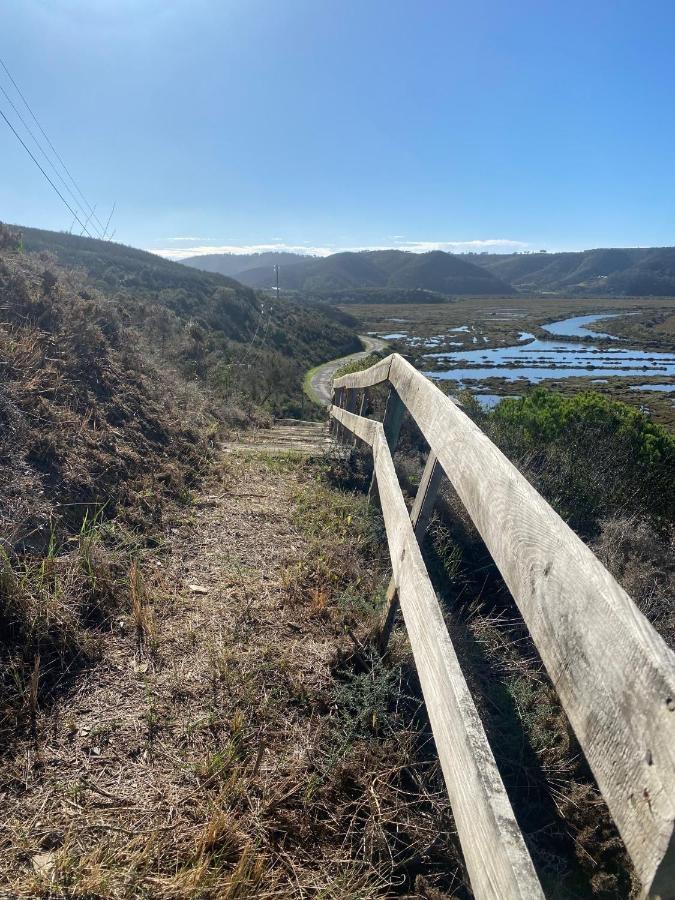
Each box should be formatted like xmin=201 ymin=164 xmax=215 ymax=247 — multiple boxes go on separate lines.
xmin=188 ymin=584 xmax=208 ymax=594
xmin=32 ymin=851 xmax=56 ymax=876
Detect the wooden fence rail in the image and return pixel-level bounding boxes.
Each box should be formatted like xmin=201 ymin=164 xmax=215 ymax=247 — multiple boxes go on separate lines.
xmin=330 ymin=353 xmax=675 ymax=900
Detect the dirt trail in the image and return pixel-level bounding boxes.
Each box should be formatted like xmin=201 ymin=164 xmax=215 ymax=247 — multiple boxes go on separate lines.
xmin=0 ymin=449 xmax=341 ymax=897
xmin=307 ymin=334 xmax=387 ymax=406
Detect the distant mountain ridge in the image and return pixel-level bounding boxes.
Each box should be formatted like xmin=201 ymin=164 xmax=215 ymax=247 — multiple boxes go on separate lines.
xmin=183 ymin=249 xmax=514 ymax=297
xmin=181 ymin=251 xmax=314 ymax=279
xmin=181 ymin=246 xmax=675 ymax=297
xmin=468 ymin=247 xmax=675 ymax=296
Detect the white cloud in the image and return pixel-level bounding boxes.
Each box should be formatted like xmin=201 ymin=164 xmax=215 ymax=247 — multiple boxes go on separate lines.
xmin=162 ymin=236 xmax=212 ymax=242
xmin=391 ymin=238 xmax=529 ymax=254
xmin=151 ymin=242 xmax=332 ymax=260
xmin=149 ymin=237 xmax=530 ymax=261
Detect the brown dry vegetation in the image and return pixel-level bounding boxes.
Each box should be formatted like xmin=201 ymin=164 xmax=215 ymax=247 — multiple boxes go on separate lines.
xmin=2 ymin=224 xmax=671 ymax=898
xmin=0 ymin=233 xmax=211 ymax=752
xmin=0 ymin=451 xmax=465 ymax=899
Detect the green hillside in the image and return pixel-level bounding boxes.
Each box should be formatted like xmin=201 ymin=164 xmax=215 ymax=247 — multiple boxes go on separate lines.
xmin=469 ymin=247 xmax=675 ymax=296
xmin=15 ymin=225 xmax=360 ymax=416
xmin=182 ymin=250 xmax=314 ymax=279
xmin=188 ymin=248 xmax=515 ymax=297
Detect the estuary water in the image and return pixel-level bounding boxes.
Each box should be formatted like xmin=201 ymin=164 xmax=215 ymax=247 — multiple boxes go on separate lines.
xmin=423 ymin=315 xmax=675 ymax=387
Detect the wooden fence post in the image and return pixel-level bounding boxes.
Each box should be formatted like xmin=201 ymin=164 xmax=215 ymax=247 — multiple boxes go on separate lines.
xmin=331 ymin=386 xmax=345 ymax=443
xmin=379 ymin=451 xmax=444 ymax=652
xmin=368 ymin=387 xmax=404 ymax=504
xmin=354 ymin=389 xmax=368 ymax=447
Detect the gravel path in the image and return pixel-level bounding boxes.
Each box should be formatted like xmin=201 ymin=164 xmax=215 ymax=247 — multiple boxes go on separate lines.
xmin=308 ymin=334 xmax=387 ymax=406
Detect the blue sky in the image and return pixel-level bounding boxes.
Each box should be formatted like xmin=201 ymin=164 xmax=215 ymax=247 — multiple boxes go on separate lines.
xmin=2 ymin=0 xmax=675 ymax=258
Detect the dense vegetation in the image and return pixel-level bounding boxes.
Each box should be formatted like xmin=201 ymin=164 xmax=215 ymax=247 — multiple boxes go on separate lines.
xmin=188 ymin=248 xmax=515 ymax=297
xmin=486 ymin=389 xmax=674 ymax=529
xmin=18 ymin=225 xmax=360 ymax=418
xmin=470 ymin=246 xmax=675 ymax=296
xmin=460 ymin=388 xmax=675 ymax=648
xmin=0 ymin=233 xmax=209 ymax=742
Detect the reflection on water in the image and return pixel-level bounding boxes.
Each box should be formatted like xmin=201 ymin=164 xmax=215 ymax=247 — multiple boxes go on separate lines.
xmin=629 ymin=383 xmax=675 ymax=393
xmin=425 ymin=325 xmax=675 ymax=384
xmin=542 ymin=312 xmax=624 ymax=340
xmin=474 ymin=394 xmax=520 ymax=410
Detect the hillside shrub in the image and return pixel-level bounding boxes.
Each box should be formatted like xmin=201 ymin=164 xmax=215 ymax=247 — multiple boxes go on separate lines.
xmin=486 ymin=388 xmax=675 ymax=534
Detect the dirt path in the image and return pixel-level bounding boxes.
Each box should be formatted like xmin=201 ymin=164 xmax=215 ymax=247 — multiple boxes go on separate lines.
xmin=0 ymin=437 xmax=459 ymax=898
xmin=0 ymin=450 xmax=343 ymax=897
xmin=307 ymin=334 xmax=387 ymax=406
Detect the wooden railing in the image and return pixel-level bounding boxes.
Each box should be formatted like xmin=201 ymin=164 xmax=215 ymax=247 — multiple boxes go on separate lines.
xmin=330 ymin=353 xmax=675 ymax=900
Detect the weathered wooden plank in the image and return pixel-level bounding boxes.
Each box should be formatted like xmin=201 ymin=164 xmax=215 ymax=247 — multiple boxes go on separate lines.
xmin=375 ymin=353 xmax=675 ymax=893
xmin=333 ymin=353 xmax=393 ymax=390
xmin=343 ymin=388 xmax=357 ymax=447
xmin=331 ymin=406 xmax=544 ymax=897
xmin=331 ymin=386 xmax=348 ymax=444
xmin=379 ymin=450 xmax=444 ymax=652
xmin=332 ymin=404 xmax=377 ymax=445
xmin=354 ymin=389 xmax=368 ymax=447
xmin=368 ymin=387 xmax=405 ymax=503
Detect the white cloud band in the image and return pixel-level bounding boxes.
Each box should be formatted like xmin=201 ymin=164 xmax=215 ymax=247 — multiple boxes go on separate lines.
xmin=150 ymin=237 xmax=529 ymax=261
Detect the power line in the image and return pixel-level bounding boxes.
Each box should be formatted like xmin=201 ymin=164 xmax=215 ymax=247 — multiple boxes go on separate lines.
xmin=0 ymin=107 xmax=95 ymax=237
xmin=0 ymin=55 xmax=107 ymax=236
xmin=102 ymin=200 xmax=116 ymax=240
xmin=80 ymin=203 xmax=97 ymax=237
xmin=0 ymin=80 xmax=102 ymax=236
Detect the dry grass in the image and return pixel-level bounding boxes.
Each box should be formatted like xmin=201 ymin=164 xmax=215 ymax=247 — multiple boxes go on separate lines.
xmin=390 ymin=440 xmax=640 ymax=898
xmin=0 ymin=246 xmax=213 ymax=748
xmin=592 ymin=515 xmax=674 ymax=649
xmin=0 ymin=451 xmax=464 ymax=899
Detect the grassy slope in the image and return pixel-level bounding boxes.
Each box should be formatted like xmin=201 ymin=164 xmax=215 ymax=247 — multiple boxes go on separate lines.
xmin=16 ymin=225 xmax=361 ymax=416
xmin=0 ymin=237 xmax=211 ymax=745
xmin=0 ymin=221 xmax=360 ymax=749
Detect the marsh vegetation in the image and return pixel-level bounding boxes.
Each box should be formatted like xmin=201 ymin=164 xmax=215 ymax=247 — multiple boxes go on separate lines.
xmin=348 ymin=295 xmax=675 ymax=428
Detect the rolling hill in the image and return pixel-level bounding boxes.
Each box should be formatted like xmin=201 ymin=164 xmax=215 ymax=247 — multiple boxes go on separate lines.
xmin=14 ymin=225 xmax=360 ymax=416
xmin=181 ymin=250 xmax=313 ymax=279
xmin=469 ymin=247 xmax=675 ymax=296
xmin=183 ymin=245 xmax=675 ymax=298
xmin=185 ymin=249 xmax=515 ymax=297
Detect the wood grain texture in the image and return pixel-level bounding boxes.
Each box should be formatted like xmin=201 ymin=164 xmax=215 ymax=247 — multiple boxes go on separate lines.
xmin=331 ymin=403 xmax=544 ymax=899
xmin=380 ymin=451 xmax=444 ymax=652
xmin=369 ymin=387 xmax=405 ymax=504
xmin=333 ymin=354 xmax=392 ymax=390
xmin=336 ymin=353 xmax=675 ymax=893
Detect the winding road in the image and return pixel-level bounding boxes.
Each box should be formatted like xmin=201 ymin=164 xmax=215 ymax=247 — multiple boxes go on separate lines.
xmin=307 ymin=334 xmax=388 ymax=406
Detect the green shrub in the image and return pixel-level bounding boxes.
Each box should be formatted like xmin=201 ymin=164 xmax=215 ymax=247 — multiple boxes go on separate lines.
xmin=487 ymin=388 xmax=675 ymax=533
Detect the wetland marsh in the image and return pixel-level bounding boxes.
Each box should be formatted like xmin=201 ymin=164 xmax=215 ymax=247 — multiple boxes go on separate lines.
xmin=347 ymin=296 xmax=675 ymax=426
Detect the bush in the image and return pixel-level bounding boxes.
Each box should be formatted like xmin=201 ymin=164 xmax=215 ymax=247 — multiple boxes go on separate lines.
xmin=0 ymin=222 xmax=21 ymax=252
xmin=487 ymin=388 xmax=675 ymax=534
